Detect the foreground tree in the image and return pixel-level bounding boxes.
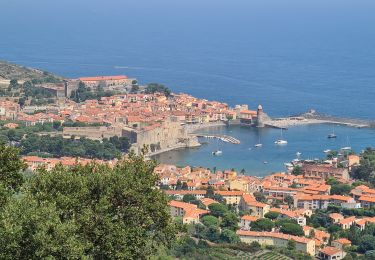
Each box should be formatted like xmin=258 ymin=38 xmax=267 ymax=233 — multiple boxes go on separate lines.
xmin=0 ymin=144 xmax=27 ymax=208
xmin=0 ymin=144 xmax=26 ymax=193
xmin=0 ymin=152 xmax=175 ymax=259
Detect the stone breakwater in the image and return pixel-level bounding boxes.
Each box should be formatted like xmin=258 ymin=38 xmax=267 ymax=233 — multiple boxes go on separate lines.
xmin=264 ymin=111 xmax=375 ymax=129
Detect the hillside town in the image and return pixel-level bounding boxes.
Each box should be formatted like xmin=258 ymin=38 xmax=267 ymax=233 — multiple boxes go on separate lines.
xmin=0 ymin=73 xmax=263 ymax=156
xmin=157 ymin=154 xmax=375 ymax=259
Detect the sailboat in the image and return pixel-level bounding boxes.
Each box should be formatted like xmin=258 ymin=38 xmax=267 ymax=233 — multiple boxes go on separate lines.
xmin=212 ymin=134 xmax=222 ymax=156
xmin=254 ymin=135 xmax=262 ymax=148
xmin=274 ymin=129 xmax=287 ymax=145
xmin=341 ymin=136 xmax=351 ymax=151
xmin=328 ymin=125 xmax=337 ymax=139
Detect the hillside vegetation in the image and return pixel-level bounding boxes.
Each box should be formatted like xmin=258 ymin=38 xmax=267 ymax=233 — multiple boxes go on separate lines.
xmin=0 ymin=60 xmax=64 ymax=83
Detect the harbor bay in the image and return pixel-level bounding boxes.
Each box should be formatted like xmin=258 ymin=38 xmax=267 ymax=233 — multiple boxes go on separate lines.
xmin=153 ymin=123 xmax=375 ymax=176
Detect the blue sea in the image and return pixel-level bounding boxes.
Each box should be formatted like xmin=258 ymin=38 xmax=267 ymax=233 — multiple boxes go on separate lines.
xmin=1 ymin=0 xmax=375 ymax=175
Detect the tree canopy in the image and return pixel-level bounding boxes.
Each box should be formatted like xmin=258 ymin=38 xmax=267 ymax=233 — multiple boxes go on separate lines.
xmin=208 ymin=203 xmax=228 ymax=218
xmin=0 ymin=144 xmax=26 ymax=193
xmin=279 ymin=223 xmax=304 ymax=236
xmin=264 ymin=211 xmax=280 ymax=220
xmin=145 ymin=83 xmax=171 ymax=97
xmin=0 ymin=151 xmax=175 ymax=259
xmin=250 ymin=218 xmax=275 ymax=231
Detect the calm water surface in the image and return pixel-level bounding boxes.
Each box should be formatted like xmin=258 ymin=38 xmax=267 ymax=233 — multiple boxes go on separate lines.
xmin=154 ymin=124 xmax=375 ymax=176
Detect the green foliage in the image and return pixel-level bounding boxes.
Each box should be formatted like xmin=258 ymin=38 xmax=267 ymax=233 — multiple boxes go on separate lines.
xmin=71 ymin=81 xmax=116 ymax=102
xmin=130 ymin=85 xmax=139 ymax=93
xmin=248 ymin=241 xmax=261 ymax=253
xmin=328 ymin=224 xmax=342 ymax=233
xmin=23 ymin=80 xmax=54 ymax=99
xmin=0 ymin=196 xmax=85 ymax=259
xmin=0 ymin=144 xmax=26 ymax=194
xmin=327 ymin=204 xmax=342 ymax=213
xmin=275 ymin=218 xmax=298 ymax=227
xmin=331 ymin=183 xmax=352 ymax=195
xmin=352 ymin=148 xmax=375 ymax=186
xmin=183 ymin=194 xmax=196 ymax=203
xmin=326 ymin=177 xmax=340 ymax=185
xmin=287 ymin=239 xmax=296 ymax=250
xmin=250 ymin=218 xmax=275 ymax=231
xmin=219 ymin=229 xmax=240 ymax=244
xmin=220 ymin=212 xmax=239 ymax=231
xmin=145 ymin=83 xmax=171 ymax=97
xmin=265 ymin=211 xmax=280 ymax=220
xmin=307 ymin=211 xmax=332 ymax=228
xmin=164 ymin=237 xmax=266 ymax=259
xmin=358 ymin=235 xmax=375 ymax=253
xmin=208 ymin=203 xmax=228 ymax=218
xmin=292 ymin=165 xmax=302 ymax=175
xmin=279 ymin=223 xmax=304 ymax=236
xmin=253 ymin=191 xmax=267 ymax=203
xmin=364 ymin=250 xmax=375 ymax=259
xmin=0 ymin=122 xmax=57 ymax=143
xmin=201 ymin=215 xmax=219 ymax=228
xmin=20 ymin=134 xmax=129 ymax=159
xmin=342 ymin=207 xmax=375 ymax=217
xmin=0 ymin=153 xmax=175 ymax=259
xmin=284 ymin=195 xmax=294 ymax=207
xmin=172 ymin=236 xmax=197 ymax=258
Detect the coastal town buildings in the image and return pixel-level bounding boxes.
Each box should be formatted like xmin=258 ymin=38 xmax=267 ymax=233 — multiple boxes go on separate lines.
xmin=318 ymin=246 xmax=346 ymax=260
xmin=169 ymin=200 xmax=209 ymax=224
xmin=240 ymin=215 xmax=258 ymax=230
xmin=236 ymin=230 xmax=316 ymax=256
xmin=0 ymin=100 xmax=20 ymax=120
xmin=301 ymin=164 xmax=349 ymax=181
xmin=78 ymin=75 xmax=134 ymax=88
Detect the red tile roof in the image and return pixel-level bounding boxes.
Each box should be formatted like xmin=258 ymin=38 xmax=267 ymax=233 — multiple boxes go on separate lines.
xmin=319 ymin=246 xmax=342 ymax=256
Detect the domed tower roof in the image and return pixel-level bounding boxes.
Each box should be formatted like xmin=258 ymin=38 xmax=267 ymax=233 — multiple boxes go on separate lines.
xmin=258 ymin=104 xmax=263 ymax=110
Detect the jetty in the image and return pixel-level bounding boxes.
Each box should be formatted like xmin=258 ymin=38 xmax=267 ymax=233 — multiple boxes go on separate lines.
xmin=263 ymin=110 xmax=375 ymax=129
xmin=191 ymin=134 xmax=241 ymax=144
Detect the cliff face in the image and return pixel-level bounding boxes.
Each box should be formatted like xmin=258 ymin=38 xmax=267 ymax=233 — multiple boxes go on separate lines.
xmin=0 ymin=61 xmax=64 ymax=82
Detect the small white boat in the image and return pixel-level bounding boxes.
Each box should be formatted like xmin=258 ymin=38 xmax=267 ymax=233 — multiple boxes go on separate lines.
xmin=284 ymin=163 xmax=293 ymax=168
xmin=341 ymin=147 xmax=352 ymax=151
xmin=328 ymin=125 xmax=337 ymax=138
xmin=255 ymin=135 xmax=262 ymax=148
xmin=323 ymin=149 xmax=331 ymax=153
xmin=296 ymin=152 xmax=302 ymax=156
xmin=263 ymin=161 xmax=268 ymax=164
xmin=274 ymin=139 xmax=288 ymax=145
xmin=275 ymin=129 xmax=287 ymax=145
xmin=212 ymin=150 xmax=223 ymax=156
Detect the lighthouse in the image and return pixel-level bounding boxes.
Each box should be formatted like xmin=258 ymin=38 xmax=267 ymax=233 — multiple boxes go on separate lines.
xmin=257 ymin=104 xmax=269 ymax=127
